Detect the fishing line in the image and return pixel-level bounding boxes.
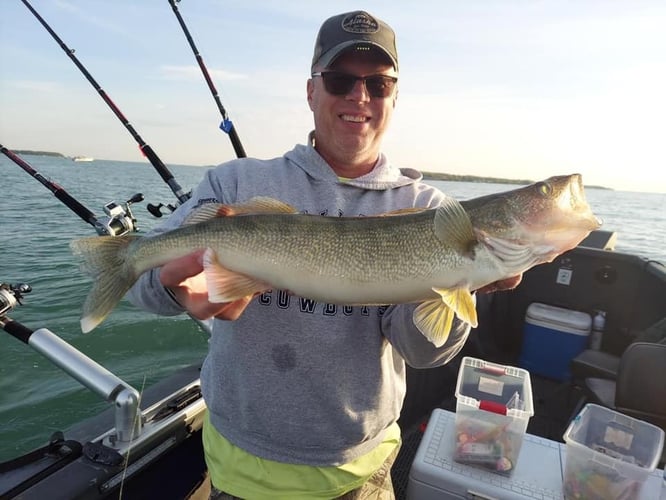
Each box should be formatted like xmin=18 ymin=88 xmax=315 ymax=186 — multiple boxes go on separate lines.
xmin=20 ymin=0 xmax=190 ymax=206
xmin=168 ymin=0 xmax=247 ymax=158
xmin=117 ymin=373 xmax=147 ymax=500
xmin=1 ymin=145 xmax=142 ymax=235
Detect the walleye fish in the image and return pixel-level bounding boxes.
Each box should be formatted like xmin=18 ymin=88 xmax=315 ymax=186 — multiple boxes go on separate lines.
xmin=71 ymin=174 xmax=600 ymax=346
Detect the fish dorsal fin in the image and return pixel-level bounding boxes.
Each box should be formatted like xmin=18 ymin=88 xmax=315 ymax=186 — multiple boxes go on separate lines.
xmin=412 ymin=288 xmax=478 ymax=347
xmin=182 ymin=204 xmax=227 ymax=226
xmin=182 ymin=197 xmax=299 ymax=226
xmin=433 ymin=198 xmax=477 ymax=257
xmin=380 ymin=207 xmax=429 ymax=217
xmin=236 ymin=197 xmax=299 ymax=214
xmin=203 ymin=248 xmax=271 ymax=302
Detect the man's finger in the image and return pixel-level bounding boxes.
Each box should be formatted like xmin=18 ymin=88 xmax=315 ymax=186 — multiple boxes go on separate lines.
xmin=160 ymin=250 xmax=206 ymax=287
xmin=476 ymin=274 xmax=523 ymax=294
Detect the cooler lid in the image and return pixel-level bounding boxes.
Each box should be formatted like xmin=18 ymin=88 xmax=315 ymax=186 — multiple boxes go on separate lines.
xmin=526 ymin=302 xmax=592 ymax=332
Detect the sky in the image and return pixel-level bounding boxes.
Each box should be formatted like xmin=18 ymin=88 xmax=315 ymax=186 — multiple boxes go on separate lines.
xmin=1 ymin=0 xmax=665 ymax=193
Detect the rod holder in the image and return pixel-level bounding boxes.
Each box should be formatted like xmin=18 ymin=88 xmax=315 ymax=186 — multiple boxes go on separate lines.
xmin=28 ymin=328 xmax=142 ymax=444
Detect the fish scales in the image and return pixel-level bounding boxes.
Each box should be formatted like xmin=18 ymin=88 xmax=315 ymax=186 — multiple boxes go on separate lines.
xmin=143 ymin=211 xmax=451 ymax=283
xmin=71 ymin=174 xmax=601 ymax=345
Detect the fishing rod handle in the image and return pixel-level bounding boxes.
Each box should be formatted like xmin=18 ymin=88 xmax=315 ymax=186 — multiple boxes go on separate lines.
xmin=168 ymin=0 xmax=247 ymax=159
xmin=140 ymin=145 xmax=190 ymax=203
xmin=228 ymin=125 xmax=247 ymax=158
xmin=2 ymin=319 xmax=32 ymax=342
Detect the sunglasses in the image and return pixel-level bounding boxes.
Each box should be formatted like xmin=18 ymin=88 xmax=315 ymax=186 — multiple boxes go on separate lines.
xmin=311 ymin=71 xmax=398 ymax=98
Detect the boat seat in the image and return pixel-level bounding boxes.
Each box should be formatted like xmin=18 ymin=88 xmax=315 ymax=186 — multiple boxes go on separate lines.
xmin=570 ymin=316 xmax=666 ymax=384
xmin=570 ymin=349 xmax=621 ymax=381
xmin=578 ymin=229 xmax=617 ymax=250
xmin=575 ymin=342 xmax=666 ymax=466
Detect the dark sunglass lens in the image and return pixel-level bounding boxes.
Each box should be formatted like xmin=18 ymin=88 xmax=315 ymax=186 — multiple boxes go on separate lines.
xmin=365 ymin=76 xmax=396 ymax=98
xmin=322 ymin=73 xmax=356 ymax=95
xmin=318 ymin=72 xmax=397 ymax=97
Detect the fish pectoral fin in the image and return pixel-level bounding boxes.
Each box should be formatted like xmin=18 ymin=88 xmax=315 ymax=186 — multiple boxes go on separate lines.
xmin=433 ymin=198 xmax=477 ymax=258
xmin=413 ymin=299 xmax=456 ymax=348
xmin=182 ymin=197 xmax=298 ymax=226
xmin=432 ymin=287 xmax=478 ymax=327
xmin=413 ymin=288 xmax=479 ymax=347
xmin=203 ymin=248 xmax=271 ymax=302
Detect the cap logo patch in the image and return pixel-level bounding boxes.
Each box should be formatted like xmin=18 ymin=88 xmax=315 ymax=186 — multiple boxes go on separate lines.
xmin=341 ymin=12 xmax=379 ymax=34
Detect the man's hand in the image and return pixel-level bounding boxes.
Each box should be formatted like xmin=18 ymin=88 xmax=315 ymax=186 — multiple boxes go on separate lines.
xmin=475 ymin=274 xmax=523 ymax=294
xmin=159 ymin=249 xmax=254 ymax=321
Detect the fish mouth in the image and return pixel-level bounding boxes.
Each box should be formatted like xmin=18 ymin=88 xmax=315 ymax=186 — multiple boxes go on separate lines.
xmin=564 ymin=174 xmax=603 ymax=228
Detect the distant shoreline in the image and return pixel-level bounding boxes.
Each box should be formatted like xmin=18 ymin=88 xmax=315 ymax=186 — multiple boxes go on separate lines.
xmin=11 ymin=150 xmax=611 ymax=190
xmin=421 ymin=171 xmax=531 ymax=186
xmin=420 ymin=172 xmax=611 ymax=190
xmin=13 ymin=149 xmax=67 ymax=158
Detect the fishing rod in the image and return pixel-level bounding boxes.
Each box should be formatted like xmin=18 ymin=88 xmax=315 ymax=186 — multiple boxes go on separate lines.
xmin=1 ymin=145 xmax=141 ymax=236
xmin=20 ymin=0 xmax=190 ymax=210
xmin=168 ymin=0 xmax=247 ymax=158
xmin=2 ymin=148 xmax=213 ymax=335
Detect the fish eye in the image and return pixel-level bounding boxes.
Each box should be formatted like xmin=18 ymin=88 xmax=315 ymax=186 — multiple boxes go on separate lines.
xmin=535 ymin=182 xmax=552 ymax=197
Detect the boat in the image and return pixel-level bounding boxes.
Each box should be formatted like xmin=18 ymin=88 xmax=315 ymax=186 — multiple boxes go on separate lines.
xmin=3 ymin=3 xmax=664 ymax=497
xmin=1 ymin=227 xmax=664 ymax=499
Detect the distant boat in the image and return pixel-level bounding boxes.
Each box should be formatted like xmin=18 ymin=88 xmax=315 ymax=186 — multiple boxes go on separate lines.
xmin=72 ymin=156 xmax=94 ymax=162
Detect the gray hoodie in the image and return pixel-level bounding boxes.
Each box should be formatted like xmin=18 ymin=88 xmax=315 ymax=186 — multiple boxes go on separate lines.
xmin=126 ymin=140 xmax=471 ymax=466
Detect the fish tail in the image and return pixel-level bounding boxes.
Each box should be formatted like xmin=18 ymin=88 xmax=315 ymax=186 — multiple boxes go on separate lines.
xmin=70 ymin=235 xmax=140 ymax=333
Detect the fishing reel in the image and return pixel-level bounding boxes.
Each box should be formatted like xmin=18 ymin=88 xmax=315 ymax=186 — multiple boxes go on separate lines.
xmin=95 ymin=193 xmax=144 ymax=236
xmin=0 ymin=282 xmax=32 ymax=318
xmin=146 ymin=201 xmax=178 ymax=218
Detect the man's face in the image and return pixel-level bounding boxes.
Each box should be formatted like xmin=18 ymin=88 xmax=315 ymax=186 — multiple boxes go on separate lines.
xmin=307 ymin=50 xmax=398 ymax=173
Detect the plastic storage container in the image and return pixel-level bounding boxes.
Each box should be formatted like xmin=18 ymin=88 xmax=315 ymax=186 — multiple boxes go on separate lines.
xmin=519 ymin=302 xmax=591 ymax=381
xmin=453 ymin=357 xmax=534 ymax=475
xmin=563 ymin=403 xmax=665 ymax=500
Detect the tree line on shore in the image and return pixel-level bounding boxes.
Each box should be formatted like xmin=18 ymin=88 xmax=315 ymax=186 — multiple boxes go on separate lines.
xmin=10 ymin=149 xmax=608 ymax=189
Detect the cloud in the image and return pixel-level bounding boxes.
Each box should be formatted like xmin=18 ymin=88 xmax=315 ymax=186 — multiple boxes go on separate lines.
xmin=160 ymin=65 xmax=248 ymax=82
xmin=8 ymin=80 xmax=60 ymax=92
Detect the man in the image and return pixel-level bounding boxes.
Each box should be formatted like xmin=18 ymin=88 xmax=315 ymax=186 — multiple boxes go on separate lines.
xmin=128 ymin=10 xmax=520 ymax=499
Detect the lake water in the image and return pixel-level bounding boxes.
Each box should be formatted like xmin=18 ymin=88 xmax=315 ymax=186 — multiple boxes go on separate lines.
xmin=0 ymin=153 xmax=664 ymax=461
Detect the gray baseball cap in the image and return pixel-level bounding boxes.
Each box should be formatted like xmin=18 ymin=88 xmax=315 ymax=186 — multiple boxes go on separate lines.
xmin=311 ymin=11 xmax=398 ymax=71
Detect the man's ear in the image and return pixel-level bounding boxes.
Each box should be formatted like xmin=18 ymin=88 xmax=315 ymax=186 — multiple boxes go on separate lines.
xmin=307 ymin=78 xmax=315 ymax=111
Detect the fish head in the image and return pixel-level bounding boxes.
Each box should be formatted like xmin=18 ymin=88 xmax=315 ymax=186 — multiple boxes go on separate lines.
xmin=461 ymin=174 xmax=602 ymax=265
